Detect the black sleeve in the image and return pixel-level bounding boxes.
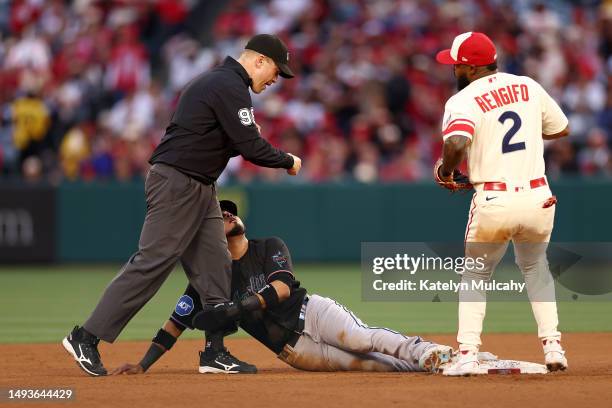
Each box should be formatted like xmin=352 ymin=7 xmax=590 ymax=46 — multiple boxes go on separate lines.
xmin=263 ymin=237 xmax=296 ymax=286
xmin=169 ymin=284 xmax=203 ymax=330
xmin=209 ymin=87 xmax=294 ymax=169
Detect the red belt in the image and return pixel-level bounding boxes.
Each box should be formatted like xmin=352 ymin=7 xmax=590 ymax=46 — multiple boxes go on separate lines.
xmin=483 ymin=177 xmax=547 ymax=192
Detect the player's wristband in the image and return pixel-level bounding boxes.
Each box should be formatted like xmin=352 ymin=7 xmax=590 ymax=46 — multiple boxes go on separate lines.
xmin=152 ymin=328 xmax=177 ymax=351
xmin=257 ymin=284 xmax=279 ymax=309
xmin=139 ymin=343 xmax=166 ymax=372
xmin=240 ymin=294 xmax=263 ymax=312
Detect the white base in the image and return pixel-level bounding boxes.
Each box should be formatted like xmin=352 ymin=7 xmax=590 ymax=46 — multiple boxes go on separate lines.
xmin=441 ymin=357 xmax=548 ymax=375
xmin=478 ymin=359 xmax=548 ymax=374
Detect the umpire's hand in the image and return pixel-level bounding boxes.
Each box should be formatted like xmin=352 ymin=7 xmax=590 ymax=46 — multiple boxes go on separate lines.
xmin=287 ymin=153 xmax=302 ymax=176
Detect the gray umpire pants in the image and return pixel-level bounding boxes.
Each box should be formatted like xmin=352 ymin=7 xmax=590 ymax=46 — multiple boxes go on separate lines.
xmin=83 ymin=163 xmax=232 ymax=342
xmin=278 ymin=295 xmax=437 ymax=372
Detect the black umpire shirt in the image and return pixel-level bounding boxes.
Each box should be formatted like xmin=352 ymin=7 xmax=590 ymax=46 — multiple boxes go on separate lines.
xmin=170 ymin=237 xmax=308 ymax=354
xmin=150 ymin=57 xmax=294 ymax=184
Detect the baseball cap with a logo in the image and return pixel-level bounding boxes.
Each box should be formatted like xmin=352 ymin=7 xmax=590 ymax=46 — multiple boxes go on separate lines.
xmin=436 ymin=32 xmax=497 ymax=66
xmin=245 ymin=34 xmax=295 ymax=79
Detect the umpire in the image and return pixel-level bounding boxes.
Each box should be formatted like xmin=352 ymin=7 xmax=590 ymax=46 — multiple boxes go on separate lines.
xmin=62 ymin=34 xmax=302 ymax=376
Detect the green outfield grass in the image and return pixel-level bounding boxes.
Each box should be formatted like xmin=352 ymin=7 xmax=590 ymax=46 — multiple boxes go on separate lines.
xmin=0 ymin=264 xmax=611 ymax=343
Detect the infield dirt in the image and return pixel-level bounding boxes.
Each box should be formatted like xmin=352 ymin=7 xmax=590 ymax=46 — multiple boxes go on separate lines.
xmin=2 ymin=333 xmax=611 ymax=408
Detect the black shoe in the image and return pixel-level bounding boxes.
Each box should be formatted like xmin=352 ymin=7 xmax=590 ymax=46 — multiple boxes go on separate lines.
xmin=62 ymin=326 xmax=107 ymax=376
xmin=198 ymin=348 xmax=257 ymax=374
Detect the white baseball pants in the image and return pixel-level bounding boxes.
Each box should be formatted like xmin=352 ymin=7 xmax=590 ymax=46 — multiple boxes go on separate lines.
xmin=458 ymin=182 xmax=561 ymax=350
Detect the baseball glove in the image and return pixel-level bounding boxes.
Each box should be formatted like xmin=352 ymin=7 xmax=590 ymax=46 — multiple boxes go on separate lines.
xmin=434 ymin=158 xmax=473 ymax=192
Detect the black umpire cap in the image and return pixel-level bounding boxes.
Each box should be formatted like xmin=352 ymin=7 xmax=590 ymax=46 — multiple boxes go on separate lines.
xmin=245 ymin=34 xmax=295 ymax=79
xmin=220 ymin=200 xmax=238 ymax=216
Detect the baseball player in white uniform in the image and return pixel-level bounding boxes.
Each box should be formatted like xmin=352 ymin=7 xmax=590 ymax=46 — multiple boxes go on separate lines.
xmin=433 ymin=32 xmax=570 ymax=376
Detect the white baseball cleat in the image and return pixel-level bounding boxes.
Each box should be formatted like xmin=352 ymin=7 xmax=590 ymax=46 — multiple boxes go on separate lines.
xmin=543 ymin=338 xmax=567 ymax=372
xmin=442 ymin=349 xmax=482 ymax=376
xmin=419 ymin=345 xmax=454 ymax=373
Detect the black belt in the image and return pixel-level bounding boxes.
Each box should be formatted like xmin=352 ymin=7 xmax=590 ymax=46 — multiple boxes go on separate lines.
xmin=285 ymin=295 xmax=309 ymax=348
xmin=285 ymin=332 xmax=300 ymax=348
xmin=151 ymin=161 xmax=214 ymax=185
xmin=179 ymin=170 xmax=214 ymax=185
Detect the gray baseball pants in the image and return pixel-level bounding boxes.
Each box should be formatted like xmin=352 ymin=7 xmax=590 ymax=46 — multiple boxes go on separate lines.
xmin=83 ymin=163 xmax=232 ymax=342
xmin=278 ymin=295 xmax=438 ymax=372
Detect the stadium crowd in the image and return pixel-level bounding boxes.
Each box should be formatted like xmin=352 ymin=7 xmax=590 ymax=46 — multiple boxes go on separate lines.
xmin=1 ymin=0 xmax=611 ymax=184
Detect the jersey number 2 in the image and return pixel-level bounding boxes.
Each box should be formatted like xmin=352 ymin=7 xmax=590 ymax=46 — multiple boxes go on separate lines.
xmin=498 ymin=111 xmax=525 ymax=153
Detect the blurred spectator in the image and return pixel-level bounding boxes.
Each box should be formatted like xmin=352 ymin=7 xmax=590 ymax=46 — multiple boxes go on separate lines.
xmin=562 ymin=76 xmax=606 ymax=141
xmin=59 ymin=124 xmax=89 ymax=180
xmin=353 ymin=142 xmax=380 ymax=183
xmin=164 ymin=35 xmax=216 ymax=93
xmin=85 ymin=130 xmax=113 ymax=179
xmin=545 ymin=139 xmax=579 ymax=179
xmin=0 ymin=0 xmax=610 ymax=184
xmin=105 ymin=87 xmax=155 ymax=136
xmin=214 ymin=0 xmax=254 ymax=39
xmin=578 ymin=128 xmax=610 ymax=176
xmin=4 ymin=25 xmax=51 ymax=71
xmin=10 ymin=89 xmax=50 ymax=156
xmin=145 ymin=0 xmax=189 ymax=60
xmin=522 ymin=3 xmax=561 ymax=40
xmin=597 ymin=86 xmax=612 ymax=131
xmin=104 ymin=25 xmax=150 ymax=96
xmin=380 ymin=140 xmax=424 ymax=182
xmin=285 ymin=90 xmax=326 ymax=134
xmin=22 ymin=154 xmax=42 ymax=183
